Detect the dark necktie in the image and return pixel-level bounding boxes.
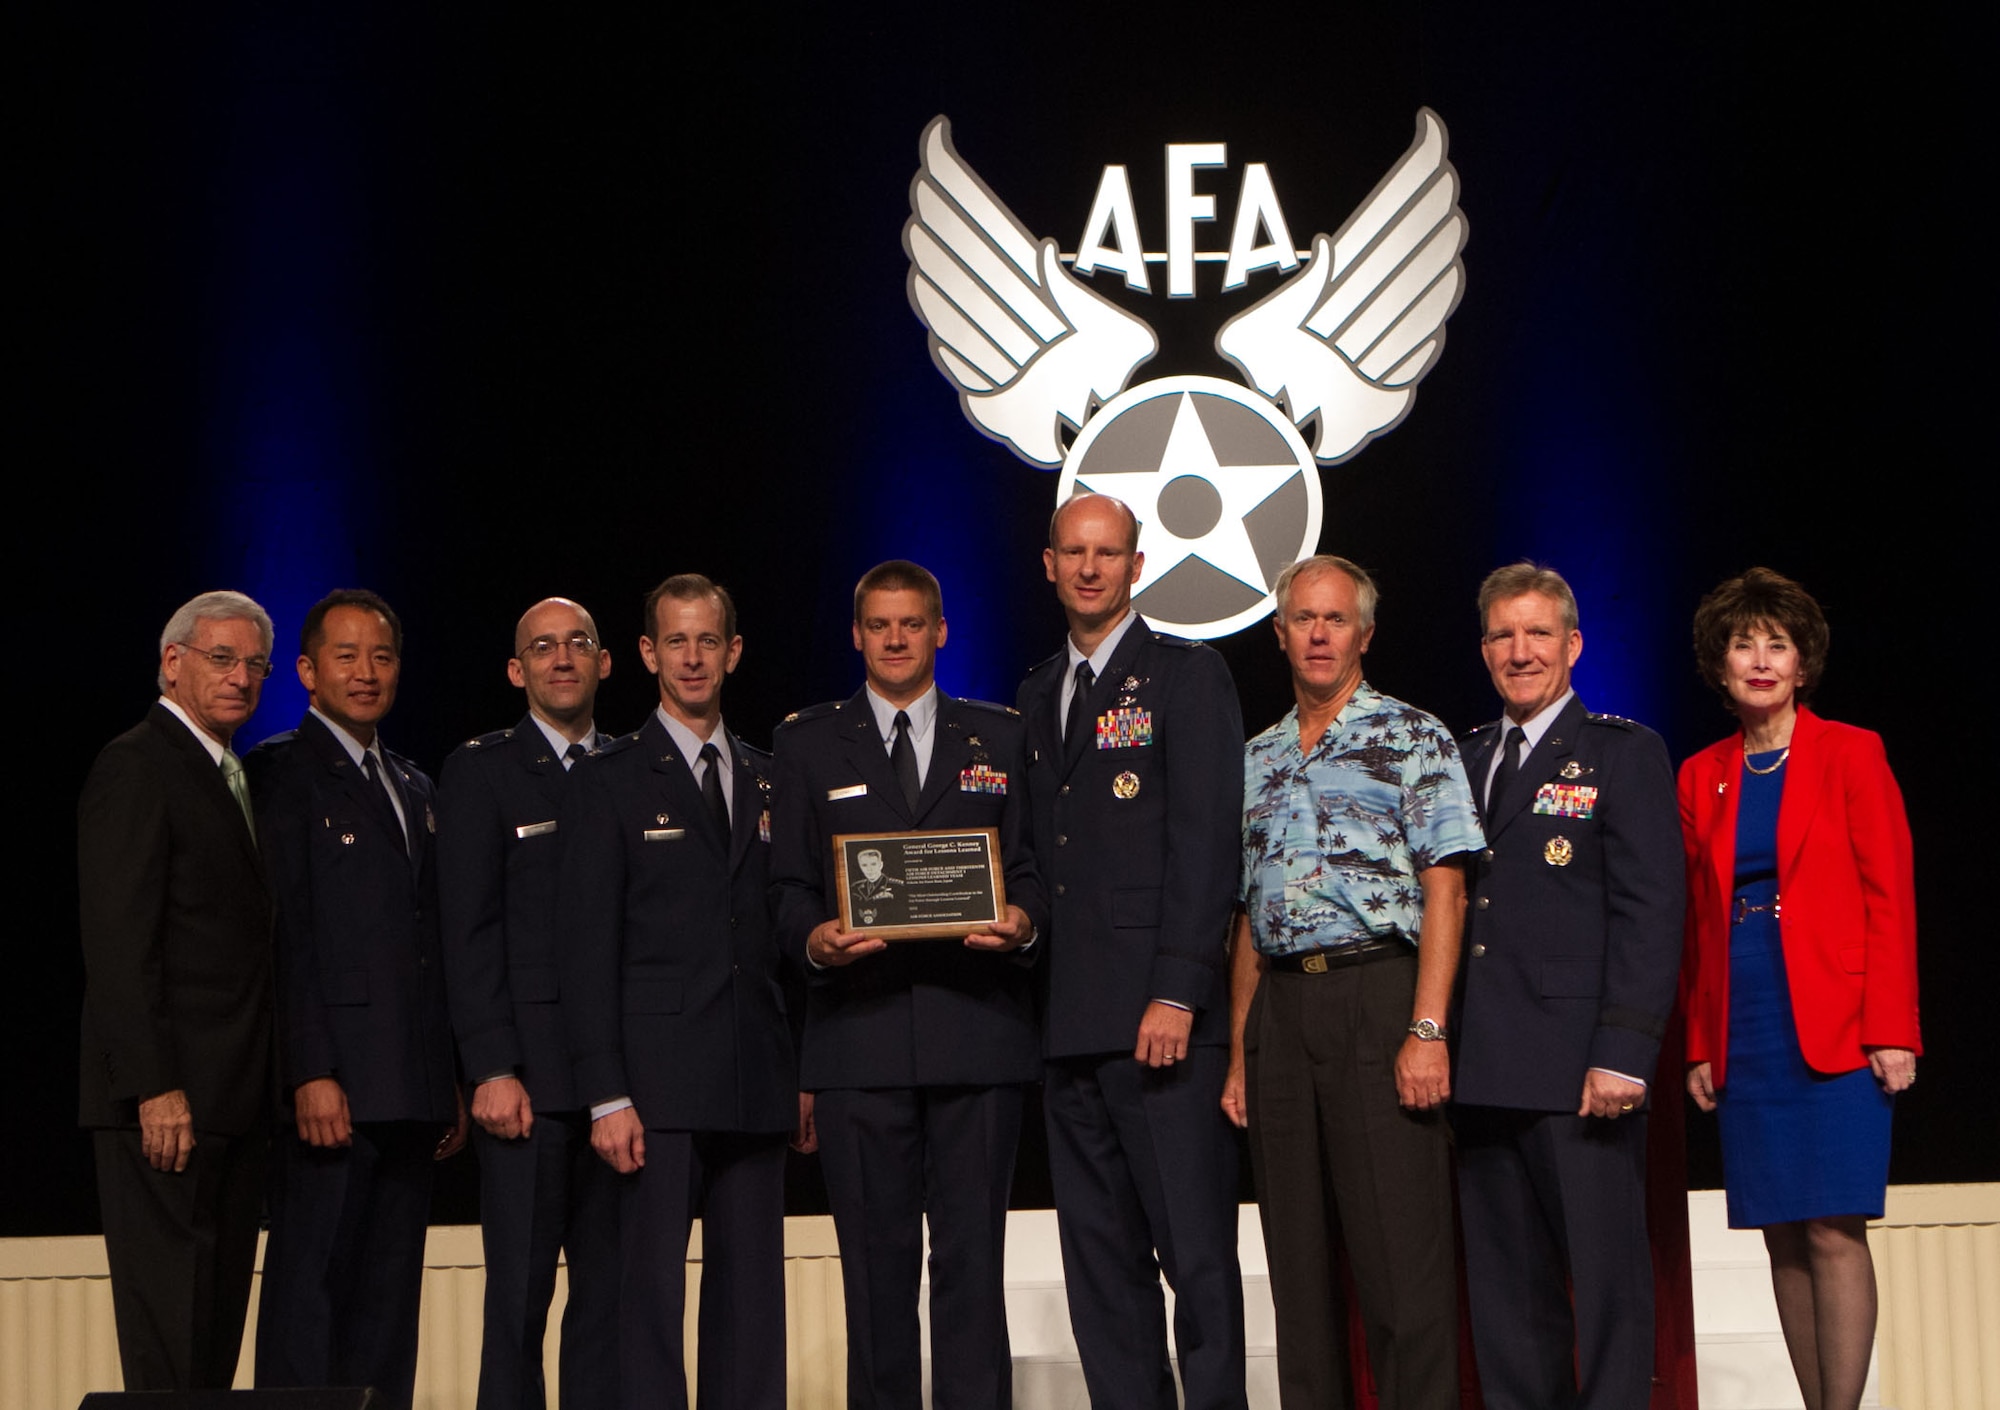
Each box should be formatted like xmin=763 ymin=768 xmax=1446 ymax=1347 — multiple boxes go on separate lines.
xmin=699 ymin=742 xmax=731 ymax=838
xmin=1064 ymin=660 xmax=1096 ymax=748
xmin=891 ymin=710 xmax=921 ymax=812
xmin=364 ymin=750 xmax=410 ymax=855
xmin=564 ymin=741 xmax=589 ymax=771
xmin=1487 ymin=725 xmax=1528 ymax=814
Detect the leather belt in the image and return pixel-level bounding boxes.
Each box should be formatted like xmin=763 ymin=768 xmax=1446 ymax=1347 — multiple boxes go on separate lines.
xmin=1268 ymin=938 xmax=1410 ymax=973
xmin=1732 ymin=893 xmax=1781 ymax=924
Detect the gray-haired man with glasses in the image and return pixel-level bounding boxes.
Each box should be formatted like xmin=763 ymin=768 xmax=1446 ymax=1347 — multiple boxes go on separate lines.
xmin=78 ymin=590 xmax=277 ymax=1390
xmin=439 ymin=597 xmax=621 ymax=1410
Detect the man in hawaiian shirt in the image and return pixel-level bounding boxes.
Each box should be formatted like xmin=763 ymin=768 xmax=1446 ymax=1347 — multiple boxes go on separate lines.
xmin=1220 ymin=554 xmax=1485 ymax=1410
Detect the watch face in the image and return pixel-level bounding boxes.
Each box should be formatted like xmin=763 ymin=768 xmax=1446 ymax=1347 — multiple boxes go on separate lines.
xmin=1410 ymin=1019 xmax=1445 ymax=1041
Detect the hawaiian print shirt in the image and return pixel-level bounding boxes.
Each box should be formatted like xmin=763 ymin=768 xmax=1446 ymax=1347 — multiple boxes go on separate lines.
xmin=1240 ymin=682 xmax=1484 ymax=957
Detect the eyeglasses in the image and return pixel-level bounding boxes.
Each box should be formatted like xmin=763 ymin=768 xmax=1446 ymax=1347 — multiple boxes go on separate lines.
xmin=176 ymin=643 xmax=274 ymax=678
xmin=516 ymin=633 xmax=598 ymax=660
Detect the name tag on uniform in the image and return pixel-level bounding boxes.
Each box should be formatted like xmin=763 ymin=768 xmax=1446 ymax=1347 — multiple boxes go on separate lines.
xmin=643 ymin=827 xmax=686 ymax=842
xmin=960 ymin=765 xmax=1007 ymax=794
xmin=515 ymin=820 xmax=557 ymax=839
xmin=1096 ymin=707 xmax=1153 ymax=748
xmin=1533 ymin=782 xmax=1598 ymax=819
xmin=827 ymin=783 xmax=868 ymax=801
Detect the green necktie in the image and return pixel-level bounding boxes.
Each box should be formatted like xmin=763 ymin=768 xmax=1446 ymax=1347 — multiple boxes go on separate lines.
xmin=220 ymin=750 xmax=255 ymax=837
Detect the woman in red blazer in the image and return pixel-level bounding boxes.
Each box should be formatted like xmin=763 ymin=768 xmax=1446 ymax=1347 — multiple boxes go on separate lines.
xmin=1678 ymin=568 xmax=1920 ymax=1410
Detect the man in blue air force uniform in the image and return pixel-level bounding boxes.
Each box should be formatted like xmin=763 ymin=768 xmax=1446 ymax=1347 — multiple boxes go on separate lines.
xmin=558 ymin=574 xmax=797 ymax=1410
xmin=438 ymin=597 xmax=621 ymax=1410
xmin=770 ymin=558 xmax=1044 ymax=1410
xmin=250 ymin=589 xmax=465 ymax=1410
xmin=1017 ymin=494 xmax=1249 ymax=1410
xmin=1453 ymin=562 xmax=1685 ymax=1410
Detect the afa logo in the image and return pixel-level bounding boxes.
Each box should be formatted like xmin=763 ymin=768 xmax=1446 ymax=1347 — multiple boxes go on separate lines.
xmin=904 ymin=112 xmax=1467 ymax=638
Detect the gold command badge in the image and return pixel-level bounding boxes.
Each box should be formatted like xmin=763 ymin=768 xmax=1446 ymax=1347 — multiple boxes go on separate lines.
xmin=1112 ymin=770 xmax=1141 ymax=800
xmin=1543 ymin=835 xmax=1573 ymax=867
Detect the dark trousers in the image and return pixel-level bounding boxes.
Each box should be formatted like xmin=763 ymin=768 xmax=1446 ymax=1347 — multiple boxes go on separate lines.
xmin=255 ymin=1121 xmax=437 ymax=1410
xmin=93 ymin=1125 xmax=267 ymax=1391
xmin=473 ymin=1111 xmax=621 ymax=1410
xmin=1245 ymin=957 xmax=1456 ymax=1410
xmin=620 ymin=1128 xmax=787 ymax=1410
xmin=814 ymin=1085 xmax=1024 ymax=1410
xmin=1457 ymin=1104 xmax=1655 ymax=1410
xmin=1044 ymin=1048 xmax=1247 ymax=1410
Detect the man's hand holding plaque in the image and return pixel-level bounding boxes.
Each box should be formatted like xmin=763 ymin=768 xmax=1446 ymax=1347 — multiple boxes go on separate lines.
xmin=964 ymin=904 xmax=1034 ymax=953
xmin=805 ymin=917 xmax=888 ymax=968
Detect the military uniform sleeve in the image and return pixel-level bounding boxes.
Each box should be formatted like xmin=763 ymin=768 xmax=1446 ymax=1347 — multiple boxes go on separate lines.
xmin=1152 ymin=646 xmax=1245 ymax=1010
xmin=767 ymin=725 xmax=831 ymax=978
xmin=1587 ymin=726 xmax=1687 ymax=1080
xmin=250 ymin=746 xmax=340 ymax=1091
xmin=557 ymin=755 xmax=629 ymax=1108
xmin=1843 ymin=731 xmax=1921 ymax=1052
xmin=437 ymin=747 xmax=522 ymax=1082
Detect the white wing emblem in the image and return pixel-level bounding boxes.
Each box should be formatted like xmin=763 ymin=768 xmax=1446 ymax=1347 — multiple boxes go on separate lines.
xmin=905 ymin=117 xmax=1158 ymax=469
xmin=1216 ymin=109 xmax=1467 ymax=464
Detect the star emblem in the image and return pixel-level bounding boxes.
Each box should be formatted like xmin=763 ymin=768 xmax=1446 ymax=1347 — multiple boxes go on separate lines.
xmin=1059 ymin=374 xmax=1321 ymax=638
xmin=1076 ymin=391 xmax=1298 ymax=592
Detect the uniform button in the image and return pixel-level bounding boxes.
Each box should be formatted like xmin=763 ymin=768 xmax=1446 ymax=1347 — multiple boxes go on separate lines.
xmin=1471 ymin=944 xmax=1486 ymax=957
xmin=732 ymin=963 xmax=740 ymax=974
xmin=1057 ymin=834 xmax=1067 ymax=846
xmin=1476 ymin=897 xmax=1490 ymax=910
xmin=1056 ymin=883 xmax=1066 ymax=896
xmin=1060 ymin=785 xmax=1071 ymax=796
xmin=1483 ymin=848 xmax=1495 ymax=862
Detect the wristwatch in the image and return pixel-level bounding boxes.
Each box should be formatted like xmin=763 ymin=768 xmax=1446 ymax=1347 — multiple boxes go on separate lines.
xmin=1407 ymin=1018 xmax=1448 ymax=1042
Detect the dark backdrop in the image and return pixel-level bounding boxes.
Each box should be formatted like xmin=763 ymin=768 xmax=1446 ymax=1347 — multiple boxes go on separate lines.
xmin=18 ymin=5 xmax=1989 ymax=1234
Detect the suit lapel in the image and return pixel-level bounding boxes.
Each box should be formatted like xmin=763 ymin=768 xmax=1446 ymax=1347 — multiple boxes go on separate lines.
xmin=151 ymin=705 xmax=260 ymax=867
xmin=641 ymin=715 xmax=724 ymax=858
xmin=839 ymin=689 xmax=914 ymax=826
xmin=726 ymin=732 xmax=765 ymax=874
xmin=1463 ymin=725 xmax=1500 ymax=830
xmin=379 ymin=747 xmax=426 ymax=880
xmin=513 ymin=713 xmax=567 ymax=816
xmin=1485 ymin=696 xmax=1586 ymax=841
xmin=916 ymin=698 xmax=975 ymax=822
xmin=1776 ymin=708 xmax=1828 ymax=884
xmin=1704 ymin=742 xmax=1741 ymax=919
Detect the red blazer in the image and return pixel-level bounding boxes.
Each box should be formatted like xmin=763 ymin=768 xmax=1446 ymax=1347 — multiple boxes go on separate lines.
xmin=1677 ymin=709 xmax=1920 ymax=1085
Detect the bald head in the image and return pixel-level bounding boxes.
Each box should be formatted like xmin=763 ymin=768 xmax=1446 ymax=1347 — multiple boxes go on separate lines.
xmin=1050 ymin=492 xmax=1141 ymax=555
xmin=508 ymin=597 xmax=610 ymax=735
xmin=515 ymin=597 xmax=600 ymax=655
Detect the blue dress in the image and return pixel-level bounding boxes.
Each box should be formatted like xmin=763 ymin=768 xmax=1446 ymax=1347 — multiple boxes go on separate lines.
xmin=1717 ymin=749 xmax=1894 ymax=1227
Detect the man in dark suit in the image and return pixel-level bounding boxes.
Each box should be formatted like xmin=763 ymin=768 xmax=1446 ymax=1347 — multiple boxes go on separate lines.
xmin=78 ymin=590 xmax=277 ymax=1391
xmin=1454 ymin=562 xmax=1685 ymax=1410
xmin=559 ymin=574 xmax=797 ymax=1410
xmin=770 ymin=559 xmax=1044 ymax=1410
xmin=439 ymin=597 xmax=620 ymax=1410
xmin=1016 ymin=495 xmax=1248 ymax=1410
xmin=250 ymin=589 xmax=466 ymax=1410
